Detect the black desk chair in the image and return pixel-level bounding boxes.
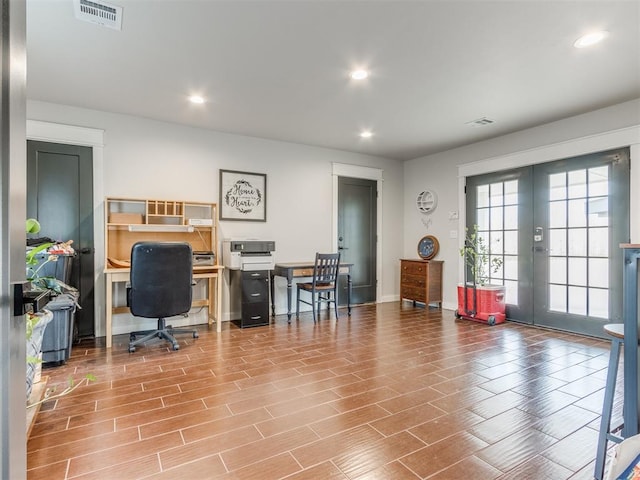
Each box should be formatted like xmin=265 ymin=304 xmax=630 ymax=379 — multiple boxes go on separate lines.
xmin=127 ymin=241 xmax=198 ymax=353
xmin=295 ymin=252 xmax=341 ymax=323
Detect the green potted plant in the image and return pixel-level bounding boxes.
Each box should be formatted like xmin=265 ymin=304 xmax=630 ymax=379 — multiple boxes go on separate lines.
xmin=25 ymin=218 xmax=54 ymax=399
xmin=24 ymin=218 xmax=94 ymax=405
xmin=455 ymin=225 xmax=506 ymax=325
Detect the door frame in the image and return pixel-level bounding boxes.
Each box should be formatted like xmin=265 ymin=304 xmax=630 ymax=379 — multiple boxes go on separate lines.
xmin=458 ymin=126 xmax=640 ymax=283
xmin=26 ymin=120 xmax=105 ymax=336
xmin=332 ymin=163 xmax=383 ymax=303
xmin=2 ymin=1 xmax=27 ymax=476
xmin=464 ymin=150 xmax=629 ymax=335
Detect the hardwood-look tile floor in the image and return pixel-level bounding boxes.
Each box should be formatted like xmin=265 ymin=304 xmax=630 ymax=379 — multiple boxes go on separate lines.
xmin=27 ymin=302 xmax=620 ymax=480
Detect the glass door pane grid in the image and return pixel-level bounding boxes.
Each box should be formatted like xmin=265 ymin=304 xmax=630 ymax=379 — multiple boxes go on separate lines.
xmin=547 ymin=167 xmax=609 ymax=318
xmin=476 ymin=180 xmax=518 ymax=304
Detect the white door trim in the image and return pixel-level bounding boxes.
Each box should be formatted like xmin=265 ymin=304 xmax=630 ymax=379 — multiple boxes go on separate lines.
xmin=26 ymin=119 xmax=106 ymax=337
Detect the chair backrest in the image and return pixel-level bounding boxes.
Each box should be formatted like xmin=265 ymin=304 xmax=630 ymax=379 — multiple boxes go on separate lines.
xmin=312 ymin=252 xmax=341 ymax=286
xmin=129 ymin=241 xmax=193 ymax=319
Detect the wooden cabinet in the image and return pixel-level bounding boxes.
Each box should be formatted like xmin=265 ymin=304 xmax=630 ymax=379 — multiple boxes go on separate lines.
xmin=400 ymin=259 xmax=443 ymax=308
xmin=105 ymin=197 xmax=218 ymax=269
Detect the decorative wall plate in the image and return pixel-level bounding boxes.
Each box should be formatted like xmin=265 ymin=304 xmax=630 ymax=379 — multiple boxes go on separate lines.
xmin=416 ymin=189 xmax=438 ymax=214
xmin=417 ymin=235 xmax=439 ymax=260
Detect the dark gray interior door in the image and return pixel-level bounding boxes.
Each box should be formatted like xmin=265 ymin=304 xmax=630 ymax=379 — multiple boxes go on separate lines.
xmin=27 ymin=140 xmax=95 ymax=338
xmin=337 ymin=176 xmax=377 ymax=304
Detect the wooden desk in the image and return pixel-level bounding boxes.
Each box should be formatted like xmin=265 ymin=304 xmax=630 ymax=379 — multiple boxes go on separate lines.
xmin=104 ymin=265 xmax=224 ymax=348
xmin=270 ymin=262 xmax=353 ymax=321
xmin=621 ymin=244 xmax=640 ymax=437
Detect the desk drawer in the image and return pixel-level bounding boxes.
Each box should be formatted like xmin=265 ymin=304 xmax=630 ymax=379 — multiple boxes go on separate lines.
xmin=242 ymin=278 xmax=269 ymax=303
xmin=401 ymin=273 xmax=426 ymax=288
xmin=292 ymin=268 xmax=315 ymax=277
xmin=241 ymin=303 xmax=269 ymax=327
xmin=242 ymin=270 xmax=269 ymax=280
xmin=401 ymin=261 xmax=427 ymax=275
xmin=401 ymin=286 xmax=426 ymax=302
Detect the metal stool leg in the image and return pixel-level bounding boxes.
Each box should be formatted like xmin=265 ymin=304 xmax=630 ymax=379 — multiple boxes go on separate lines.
xmin=595 ymin=336 xmax=623 ymax=480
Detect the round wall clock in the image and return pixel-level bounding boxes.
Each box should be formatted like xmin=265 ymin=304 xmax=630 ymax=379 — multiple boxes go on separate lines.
xmin=417 ymin=235 xmax=439 ymax=260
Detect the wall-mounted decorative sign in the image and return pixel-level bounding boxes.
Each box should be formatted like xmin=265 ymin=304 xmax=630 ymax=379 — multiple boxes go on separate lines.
xmin=219 ymin=170 xmax=267 ymax=221
xmin=416 ymin=189 xmax=437 ymax=214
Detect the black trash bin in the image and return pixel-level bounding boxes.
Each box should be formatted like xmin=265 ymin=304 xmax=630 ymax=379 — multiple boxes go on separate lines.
xmin=42 ymin=293 xmax=78 ymax=366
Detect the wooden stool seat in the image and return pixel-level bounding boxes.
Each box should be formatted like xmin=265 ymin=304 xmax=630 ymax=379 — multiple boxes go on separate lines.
xmin=604 ymin=323 xmax=625 ymax=340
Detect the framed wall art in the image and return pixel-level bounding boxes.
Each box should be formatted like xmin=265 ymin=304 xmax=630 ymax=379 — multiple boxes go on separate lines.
xmin=219 ymin=169 xmax=267 ymax=221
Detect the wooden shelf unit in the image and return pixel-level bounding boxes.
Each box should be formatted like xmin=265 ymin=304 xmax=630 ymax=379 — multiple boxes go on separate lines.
xmin=103 ymin=197 xmax=224 ymax=348
xmin=105 ymin=197 xmax=219 ymax=268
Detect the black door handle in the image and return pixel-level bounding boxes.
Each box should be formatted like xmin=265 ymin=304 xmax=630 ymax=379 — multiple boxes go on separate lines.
xmin=79 ymin=247 xmax=94 ymax=254
xmin=338 ymin=246 xmax=348 ymax=250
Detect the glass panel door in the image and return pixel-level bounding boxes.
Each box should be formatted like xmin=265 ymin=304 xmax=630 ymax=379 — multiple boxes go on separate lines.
xmin=532 ymin=150 xmax=629 ymax=336
xmin=465 ymin=148 xmax=629 ymax=337
xmin=466 ymin=167 xmax=533 ymax=322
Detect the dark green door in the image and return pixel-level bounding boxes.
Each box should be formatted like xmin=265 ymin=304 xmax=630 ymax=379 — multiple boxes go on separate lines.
xmin=27 ymin=140 xmax=95 ymax=338
xmin=337 ymin=176 xmax=377 ymax=304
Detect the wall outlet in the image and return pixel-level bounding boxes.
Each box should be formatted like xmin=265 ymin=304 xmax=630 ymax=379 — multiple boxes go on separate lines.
xmin=450 ymin=230 xmax=458 ymax=239
xmin=448 ymin=211 xmax=459 ymax=220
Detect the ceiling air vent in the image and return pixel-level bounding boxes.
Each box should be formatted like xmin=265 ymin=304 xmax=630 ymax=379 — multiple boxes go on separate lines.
xmin=465 ymin=117 xmax=495 ymax=127
xmin=74 ymin=0 xmax=123 ymax=30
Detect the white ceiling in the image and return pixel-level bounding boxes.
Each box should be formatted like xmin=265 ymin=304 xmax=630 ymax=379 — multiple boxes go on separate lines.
xmin=26 ymin=0 xmax=640 ymax=161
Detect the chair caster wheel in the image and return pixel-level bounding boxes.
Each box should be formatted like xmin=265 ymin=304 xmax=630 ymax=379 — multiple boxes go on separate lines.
xmin=172 ymin=343 xmax=180 ymax=351
xmin=130 ymin=334 xmax=136 ymax=341
xmin=193 ymin=332 xmax=199 ymax=339
xmin=128 ymin=346 xmax=135 ymax=353
xmin=488 ymin=316 xmax=496 ymax=326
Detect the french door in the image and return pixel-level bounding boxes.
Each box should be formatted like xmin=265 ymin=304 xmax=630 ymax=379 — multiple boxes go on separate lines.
xmin=465 ymin=148 xmax=629 ymax=337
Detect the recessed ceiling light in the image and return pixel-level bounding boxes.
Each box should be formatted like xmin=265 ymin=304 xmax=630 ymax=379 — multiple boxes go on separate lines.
xmin=350 ymin=70 xmax=369 ymax=80
xmin=189 ymin=95 xmax=205 ymax=104
xmin=574 ymin=31 xmax=609 ymax=48
xmin=360 ymin=130 xmax=373 ymax=138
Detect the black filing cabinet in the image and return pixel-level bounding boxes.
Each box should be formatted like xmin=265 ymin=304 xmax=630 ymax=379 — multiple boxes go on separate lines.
xmin=237 ymin=270 xmax=270 ymax=327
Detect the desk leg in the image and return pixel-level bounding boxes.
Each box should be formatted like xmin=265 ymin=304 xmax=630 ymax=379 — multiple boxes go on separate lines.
xmin=207 ymin=277 xmax=214 ymax=327
xmin=286 ymin=273 xmax=293 ymax=321
xmin=270 ymin=271 xmax=276 ymax=317
xmin=347 ymin=274 xmax=352 ymax=316
xmin=216 ymin=273 xmax=222 ymax=333
xmin=105 ymin=274 xmax=113 ymax=349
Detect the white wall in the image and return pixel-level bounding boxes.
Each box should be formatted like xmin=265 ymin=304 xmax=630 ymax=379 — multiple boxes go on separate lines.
xmin=404 ymin=99 xmax=640 ymax=311
xmin=27 ymin=98 xmax=640 ymax=335
xmin=27 ymin=100 xmax=404 ymax=336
